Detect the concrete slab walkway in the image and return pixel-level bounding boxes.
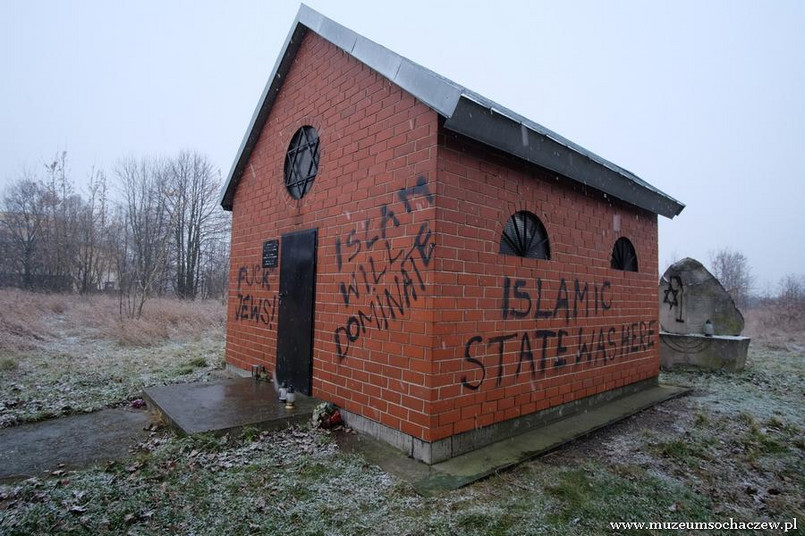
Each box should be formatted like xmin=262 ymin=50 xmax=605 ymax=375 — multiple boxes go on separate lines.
xmin=338 ymin=384 xmax=689 ymax=495
xmin=143 ymin=378 xmax=319 ymax=436
xmin=1 ymin=378 xmax=319 ymax=484
xmin=0 ymin=408 xmax=153 ymax=483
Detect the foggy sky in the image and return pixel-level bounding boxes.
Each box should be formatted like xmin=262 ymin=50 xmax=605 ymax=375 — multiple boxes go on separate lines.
xmin=2 ymin=0 xmax=803 ymax=291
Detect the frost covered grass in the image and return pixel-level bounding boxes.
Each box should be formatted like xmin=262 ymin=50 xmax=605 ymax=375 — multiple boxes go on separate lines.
xmin=0 ymin=290 xmax=225 ymax=427
xmin=3 ymin=415 xmax=798 ymax=535
xmin=649 ymin=337 xmax=805 ymax=524
xmin=0 ymin=426 xmax=718 ymax=535
xmin=1 ymin=299 xmax=803 ymax=534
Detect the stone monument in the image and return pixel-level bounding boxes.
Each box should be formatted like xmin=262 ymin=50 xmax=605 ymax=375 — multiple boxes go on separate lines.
xmin=659 ymin=258 xmax=750 ymax=371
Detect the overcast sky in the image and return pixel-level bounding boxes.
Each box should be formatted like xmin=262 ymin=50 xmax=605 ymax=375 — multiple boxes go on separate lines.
xmin=2 ymin=0 xmax=804 ymax=291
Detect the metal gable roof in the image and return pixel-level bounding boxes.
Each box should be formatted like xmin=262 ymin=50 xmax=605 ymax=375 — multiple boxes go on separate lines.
xmin=219 ymin=4 xmax=684 ymax=218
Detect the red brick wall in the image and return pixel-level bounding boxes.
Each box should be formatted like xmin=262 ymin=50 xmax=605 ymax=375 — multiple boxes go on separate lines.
xmin=430 ymin=131 xmax=660 ymax=441
xmin=228 ymin=31 xmax=660 ymax=445
xmin=226 ymin=32 xmax=439 ymax=440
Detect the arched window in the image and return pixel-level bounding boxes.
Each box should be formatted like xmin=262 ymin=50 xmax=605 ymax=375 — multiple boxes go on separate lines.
xmin=284 ymin=126 xmax=320 ymax=199
xmin=499 ymin=211 xmax=550 ymax=260
xmin=611 ymin=237 xmax=638 ymax=272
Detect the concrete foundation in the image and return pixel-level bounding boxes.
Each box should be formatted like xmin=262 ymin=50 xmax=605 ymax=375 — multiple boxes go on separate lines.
xmin=339 ymin=383 xmax=689 ymax=494
xmin=659 ymin=332 xmax=750 ymax=372
xmin=342 ymin=378 xmax=662 ymax=464
xmin=225 ymin=363 xmax=251 ymax=378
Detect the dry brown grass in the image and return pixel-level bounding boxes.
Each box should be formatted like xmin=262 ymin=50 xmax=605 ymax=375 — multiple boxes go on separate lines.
xmin=744 ymin=304 xmax=805 ymax=349
xmin=0 ymin=289 xmax=227 ymax=426
xmin=0 ymin=289 xmax=225 ymax=351
xmin=0 ymin=290 xmax=59 ymax=352
xmin=98 ymin=297 xmax=225 ymax=346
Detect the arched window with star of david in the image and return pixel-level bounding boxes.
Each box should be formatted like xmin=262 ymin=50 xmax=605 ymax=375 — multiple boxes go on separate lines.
xmin=284 ymin=126 xmax=320 ymax=199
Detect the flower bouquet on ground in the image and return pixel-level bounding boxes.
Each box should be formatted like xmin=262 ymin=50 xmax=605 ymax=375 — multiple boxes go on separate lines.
xmin=311 ymin=402 xmax=342 ymax=429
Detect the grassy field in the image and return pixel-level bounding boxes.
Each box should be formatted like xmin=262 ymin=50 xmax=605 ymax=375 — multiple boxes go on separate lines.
xmin=0 ymin=290 xmax=225 ymax=427
xmin=1 ymin=291 xmax=803 ymax=535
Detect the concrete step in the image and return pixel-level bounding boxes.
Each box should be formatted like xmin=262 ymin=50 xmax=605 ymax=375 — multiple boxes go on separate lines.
xmin=143 ymin=378 xmax=320 ymax=436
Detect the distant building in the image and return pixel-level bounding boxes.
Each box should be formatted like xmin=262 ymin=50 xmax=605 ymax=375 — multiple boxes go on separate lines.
xmin=220 ymin=6 xmax=684 ymax=463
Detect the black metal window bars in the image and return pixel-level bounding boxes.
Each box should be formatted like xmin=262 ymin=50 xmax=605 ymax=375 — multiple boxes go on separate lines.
xmin=499 ymin=211 xmax=551 ymax=260
xmin=284 ymin=126 xmax=320 ymax=199
xmin=611 ymin=236 xmax=638 ymax=271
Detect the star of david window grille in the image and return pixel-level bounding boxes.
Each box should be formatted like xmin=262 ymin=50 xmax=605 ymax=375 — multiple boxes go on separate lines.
xmin=499 ymin=211 xmax=551 ymax=260
xmin=611 ymin=237 xmax=638 ymax=272
xmin=284 ymin=126 xmax=320 ymax=199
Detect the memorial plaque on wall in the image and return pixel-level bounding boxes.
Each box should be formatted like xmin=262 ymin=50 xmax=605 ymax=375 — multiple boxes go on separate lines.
xmin=262 ymin=239 xmax=279 ymax=268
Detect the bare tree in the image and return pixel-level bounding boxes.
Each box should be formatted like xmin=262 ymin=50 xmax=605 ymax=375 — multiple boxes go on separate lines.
xmin=164 ymin=151 xmax=226 ymax=299
xmin=115 ymin=157 xmax=172 ymax=317
xmin=2 ymin=150 xmax=232 ymax=301
xmin=1 ymin=176 xmax=47 ymax=289
xmin=0 ymin=153 xmax=108 ymax=293
xmin=41 ymin=152 xmax=80 ymax=287
xmin=197 ymin=229 xmax=231 ymax=301
xmin=777 ymin=274 xmax=804 ymax=321
xmin=0 ymin=217 xmax=13 ymax=278
xmin=75 ymin=167 xmax=110 ymax=293
xmin=709 ymin=248 xmax=754 ymax=310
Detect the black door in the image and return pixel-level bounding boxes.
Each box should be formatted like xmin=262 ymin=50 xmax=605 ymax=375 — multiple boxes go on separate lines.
xmin=276 ymin=228 xmax=317 ymax=395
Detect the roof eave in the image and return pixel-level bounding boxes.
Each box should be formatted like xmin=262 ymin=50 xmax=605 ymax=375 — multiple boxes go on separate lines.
xmin=444 ymin=96 xmax=685 ymax=218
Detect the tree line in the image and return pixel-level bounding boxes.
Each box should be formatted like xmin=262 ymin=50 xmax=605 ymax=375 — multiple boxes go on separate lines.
xmin=708 ymin=248 xmax=804 ymax=325
xmin=0 ymin=151 xmax=230 ymax=316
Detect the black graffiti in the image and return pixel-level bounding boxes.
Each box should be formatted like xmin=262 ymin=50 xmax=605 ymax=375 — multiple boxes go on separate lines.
xmin=398 ymin=175 xmax=434 ymax=213
xmin=335 ymin=205 xmax=404 ymax=272
xmin=334 ymin=176 xmax=435 ymax=359
xmin=236 ymin=264 xmax=273 ymax=291
xmin=234 ymin=264 xmax=277 ymax=328
xmin=460 ymin=336 xmax=485 ymax=390
xmin=335 ymin=177 xmax=429 ymax=272
xmin=663 ymin=275 xmax=684 ymax=323
xmin=234 ymin=294 xmax=277 ymax=327
xmin=460 ymin=320 xmax=656 ymax=391
xmin=334 ymin=225 xmax=433 ymax=358
xmin=501 ymin=276 xmax=612 ymax=323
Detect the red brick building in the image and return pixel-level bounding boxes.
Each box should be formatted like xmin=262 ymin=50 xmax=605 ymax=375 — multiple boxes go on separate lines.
xmin=219 ymin=6 xmax=684 ymax=463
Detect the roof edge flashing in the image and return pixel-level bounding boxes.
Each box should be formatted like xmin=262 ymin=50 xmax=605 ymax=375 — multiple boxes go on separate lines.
xmin=392 ymin=60 xmax=462 ymax=117
xmin=313 ymin=11 xmax=358 ymax=53
xmin=444 ymin=96 xmax=685 ymax=219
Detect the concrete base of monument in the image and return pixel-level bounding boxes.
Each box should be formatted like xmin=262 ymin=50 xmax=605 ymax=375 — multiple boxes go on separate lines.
xmin=659 ymin=332 xmax=751 ymax=372
xmin=338 ymin=380 xmax=689 ymax=495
